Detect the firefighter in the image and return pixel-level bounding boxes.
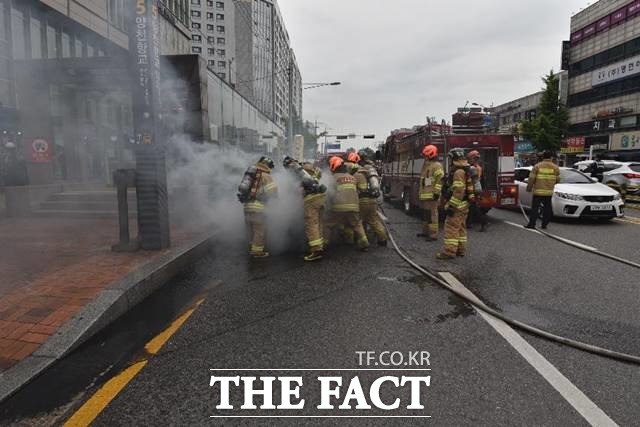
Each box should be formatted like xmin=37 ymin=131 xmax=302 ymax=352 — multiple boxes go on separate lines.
xmin=525 ymin=151 xmax=560 ymax=230
xmin=436 ymin=148 xmax=475 ymax=260
xmin=466 ymin=150 xmax=488 ymax=232
xmin=417 ymin=145 xmax=444 ymax=241
xmin=354 ymin=150 xmax=388 ymax=246
xmin=324 ymin=156 xmax=370 ymax=251
xmin=238 ymin=156 xmax=278 ymax=258
xmin=344 ymin=152 xmax=360 ymax=175
xmin=283 ymin=156 xmax=327 ymax=262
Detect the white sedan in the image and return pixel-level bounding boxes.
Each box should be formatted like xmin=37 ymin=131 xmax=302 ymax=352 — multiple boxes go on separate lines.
xmin=514 ymin=167 xmax=624 ymax=220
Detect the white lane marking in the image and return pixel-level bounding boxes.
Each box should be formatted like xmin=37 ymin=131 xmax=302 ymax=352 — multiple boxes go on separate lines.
xmin=439 ymin=272 xmax=618 ymax=427
xmin=503 ymin=221 xmax=599 ymax=251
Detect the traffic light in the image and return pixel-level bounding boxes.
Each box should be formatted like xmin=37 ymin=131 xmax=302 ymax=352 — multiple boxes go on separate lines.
xmin=363 ymin=134 xmax=375 ymax=139
xmin=336 ymin=135 xmax=348 ymax=140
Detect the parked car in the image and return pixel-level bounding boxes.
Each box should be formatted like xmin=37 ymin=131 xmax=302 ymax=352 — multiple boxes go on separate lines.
xmin=572 ymin=160 xmax=624 ymax=182
xmin=601 ymin=163 xmax=640 ymax=197
xmin=514 ymin=167 xmax=624 ymax=220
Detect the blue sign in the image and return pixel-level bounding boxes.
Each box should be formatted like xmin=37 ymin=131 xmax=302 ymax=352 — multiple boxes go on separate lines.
xmin=515 ymin=141 xmax=535 ymax=153
xmin=326 ymin=143 xmax=341 ymax=150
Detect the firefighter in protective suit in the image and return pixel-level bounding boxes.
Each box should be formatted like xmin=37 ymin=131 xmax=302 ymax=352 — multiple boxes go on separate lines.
xmin=283 ymin=156 xmax=327 ymax=262
xmin=341 ymin=152 xmax=362 ymax=244
xmin=436 ymin=148 xmax=475 ymax=260
xmin=354 ymin=150 xmax=388 ymax=246
xmin=417 ymin=145 xmax=444 ymax=241
xmin=238 ymin=156 xmax=278 ymax=258
xmin=324 ymin=156 xmax=370 ymax=251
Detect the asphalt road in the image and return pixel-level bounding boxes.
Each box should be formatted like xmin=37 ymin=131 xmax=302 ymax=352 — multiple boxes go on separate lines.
xmin=2 ymin=203 xmax=640 ymax=426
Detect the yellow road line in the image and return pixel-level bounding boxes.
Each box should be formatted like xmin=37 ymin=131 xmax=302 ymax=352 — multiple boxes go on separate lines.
xmin=64 ymin=361 xmax=147 ymax=427
xmin=145 ymin=299 xmax=204 ymax=355
xmin=63 ymin=298 xmax=205 ymax=427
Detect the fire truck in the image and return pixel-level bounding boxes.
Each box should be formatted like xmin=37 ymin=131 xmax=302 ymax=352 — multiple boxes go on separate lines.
xmin=381 ymin=120 xmax=518 ymax=213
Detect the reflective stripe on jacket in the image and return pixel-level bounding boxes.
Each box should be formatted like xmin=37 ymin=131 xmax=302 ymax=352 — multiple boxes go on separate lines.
xmin=527 ymin=160 xmax=560 ymax=196
xmin=419 ymin=160 xmax=444 ymax=200
xmin=331 ymin=172 xmax=360 ymax=212
xmin=446 ymin=168 xmax=473 ymax=211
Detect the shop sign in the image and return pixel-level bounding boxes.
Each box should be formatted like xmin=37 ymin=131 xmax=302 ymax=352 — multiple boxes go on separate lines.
xmin=561 ymin=137 xmax=585 ymax=154
xmin=27 ymin=138 xmax=53 ymax=163
xmin=514 ymin=141 xmax=534 ymax=153
xmin=592 ymin=53 xmax=640 ymax=86
xmin=611 ymin=131 xmax=640 ymax=150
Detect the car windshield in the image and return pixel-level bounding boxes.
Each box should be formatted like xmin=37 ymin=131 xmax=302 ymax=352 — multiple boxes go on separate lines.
xmin=630 ymin=164 xmax=640 ymax=173
xmin=560 ymin=169 xmax=592 ymax=184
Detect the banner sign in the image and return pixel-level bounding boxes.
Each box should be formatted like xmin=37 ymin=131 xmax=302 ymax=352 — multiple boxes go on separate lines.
xmin=611 ymin=131 xmax=640 ymax=150
xmin=561 ymin=137 xmax=585 ymax=154
xmin=131 ymin=0 xmax=162 ymax=147
xmin=592 ymin=53 xmax=640 ymax=87
xmin=27 ymin=138 xmax=53 ymax=163
xmin=326 ymin=143 xmax=341 ymax=151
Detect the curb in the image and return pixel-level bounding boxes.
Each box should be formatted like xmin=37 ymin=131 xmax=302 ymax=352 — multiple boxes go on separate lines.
xmin=0 ymin=233 xmax=213 ymax=403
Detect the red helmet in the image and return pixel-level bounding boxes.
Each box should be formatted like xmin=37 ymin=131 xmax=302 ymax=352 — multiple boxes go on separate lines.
xmin=329 ymin=156 xmax=344 ymax=172
xmin=422 ymin=145 xmax=438 ymax=159
xmin=347 ymin=152 xmax=361 ymax=163
xmin=468 ymin=150 xmax=480 ymax=159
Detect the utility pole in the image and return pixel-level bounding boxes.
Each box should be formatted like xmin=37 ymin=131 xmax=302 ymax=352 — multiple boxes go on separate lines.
xmin=287 ymin=57 xmax=294 ymax=155
xmin=228 ymin=57 xmax=234 ymax=86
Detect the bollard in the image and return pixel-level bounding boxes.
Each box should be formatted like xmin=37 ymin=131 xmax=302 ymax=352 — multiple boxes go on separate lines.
xmin=111 ymin=169 xmax=141 ymax=252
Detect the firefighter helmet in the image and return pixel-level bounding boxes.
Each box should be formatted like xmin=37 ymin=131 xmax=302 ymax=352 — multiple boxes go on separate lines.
xmin=347 ymin=152 xmax=361 ymax=163
xmin=259 ymin=156 xmax=275 ymax=169
xmin=422 ymin=145 xmax=438 ymax=159
xmin=358 ymin=149 xmax=370 ymax=161
xmin=448 ymin=148 xmax=466 ymax=161
xmin=283 ymin=156 xmax=296 ymax=168
xmin=329 ymin=156 xmax=344 ymax=172
xmin=468 ymin=150 xmax=480 ymax=160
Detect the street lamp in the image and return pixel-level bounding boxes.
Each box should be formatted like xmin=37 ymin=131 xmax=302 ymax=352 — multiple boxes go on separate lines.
xmin=288 ymin=81 xmax=342 ymax=155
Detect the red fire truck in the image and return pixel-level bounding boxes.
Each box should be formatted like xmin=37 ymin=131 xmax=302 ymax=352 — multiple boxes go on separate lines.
xmin=381 ymin=121 xmax=518 ymax=213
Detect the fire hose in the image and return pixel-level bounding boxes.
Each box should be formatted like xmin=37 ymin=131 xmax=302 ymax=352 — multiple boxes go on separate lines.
xmin=378 ymin=204 xmax=640 ymax=365
xmin=518 ymin=204 xmax=640 ymax=270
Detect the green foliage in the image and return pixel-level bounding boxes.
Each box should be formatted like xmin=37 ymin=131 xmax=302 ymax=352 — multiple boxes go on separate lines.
xmin=519 ymin=70 xmax=569 ymax=153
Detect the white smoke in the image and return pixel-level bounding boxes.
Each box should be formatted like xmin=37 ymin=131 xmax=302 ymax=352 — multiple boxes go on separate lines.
xmin=167 ymin=137 xmax=308 ymax=254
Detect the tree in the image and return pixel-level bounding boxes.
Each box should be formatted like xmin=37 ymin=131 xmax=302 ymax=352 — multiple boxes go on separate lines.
xmin=520 ymin=70 xmax=569 ymax=153
xmin=285 ymin=116 xmax=318 ymax=158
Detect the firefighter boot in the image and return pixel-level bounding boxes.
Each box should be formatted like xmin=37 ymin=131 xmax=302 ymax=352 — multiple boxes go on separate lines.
xmin=304 ymin=251 xmax=323 ymax=262
xmin=436 ymin=252 xmax=455 ymax=260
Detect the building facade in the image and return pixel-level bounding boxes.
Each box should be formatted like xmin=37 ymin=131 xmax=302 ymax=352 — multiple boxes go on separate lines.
xmin=192 ymin=0 xmax=301 ymax=128
xmin=188 ymin=0 xmax=235 ymax=82
xmin=566 ymin=0 xmax=640 ymax=161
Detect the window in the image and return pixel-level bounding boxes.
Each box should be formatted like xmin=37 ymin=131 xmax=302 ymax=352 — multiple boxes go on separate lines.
xmin=74 ymin=34 xmax=83 ymax=57
xmin=207 ymin=12 xmax=214 ymax=19
xmin=207 ymin=60 xmax=215 ymax=67
xmin=216 ymin=1 xmax=224 ymax=9
xmin=192 ymin=34 xmax=202 ymax=42
xmin=192 ymin=22 xmax=201 ymax=29
xmin=217 ymin=37 xmax=225 ymax=44
xmin=208 ymin=48 xmax=215 ymax=55
xmin=46 ymin=23 xmax=58 ymax=59
xmin=217 ymin=25 xmax=225 ymax=33
xmin=218 ymin=72 xmax=226 ymax=79
xmin=218 ymin=60 xmax=226 ymax=68
xmin=192 ymin=46 xmax=202 ymax=53
xmin=11 ymin=5 xmax=26 ymax=60
xmin=217 ymin=48 xmax=225 ymax=57
xmin=61 ymin=30 xmax=71 ymax=58
xmin=191 ymin=10 xmax=201 ymax=17
xmin=207 ymin=0 xmax=214 ymax=7
xmin=191 ymin=0 xmax=200 ymax=4
xmin=30 ymin=13 xmax=43 ymax=59
xmin=207 ymin=24 xmax=214 ymax=31
xmin=216 ymin=13 xmax=224 ymax=20
xmin=207 ymin=36 xmax=215 ymax=44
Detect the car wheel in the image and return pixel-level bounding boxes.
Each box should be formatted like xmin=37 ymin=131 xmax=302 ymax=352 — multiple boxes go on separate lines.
xmin=401 ymin=189 xmax=411 ymax=214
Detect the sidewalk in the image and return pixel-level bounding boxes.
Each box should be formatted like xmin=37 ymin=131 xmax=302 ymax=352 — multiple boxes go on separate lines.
xmin=0 ymin=216 xmax=204 ymax=373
